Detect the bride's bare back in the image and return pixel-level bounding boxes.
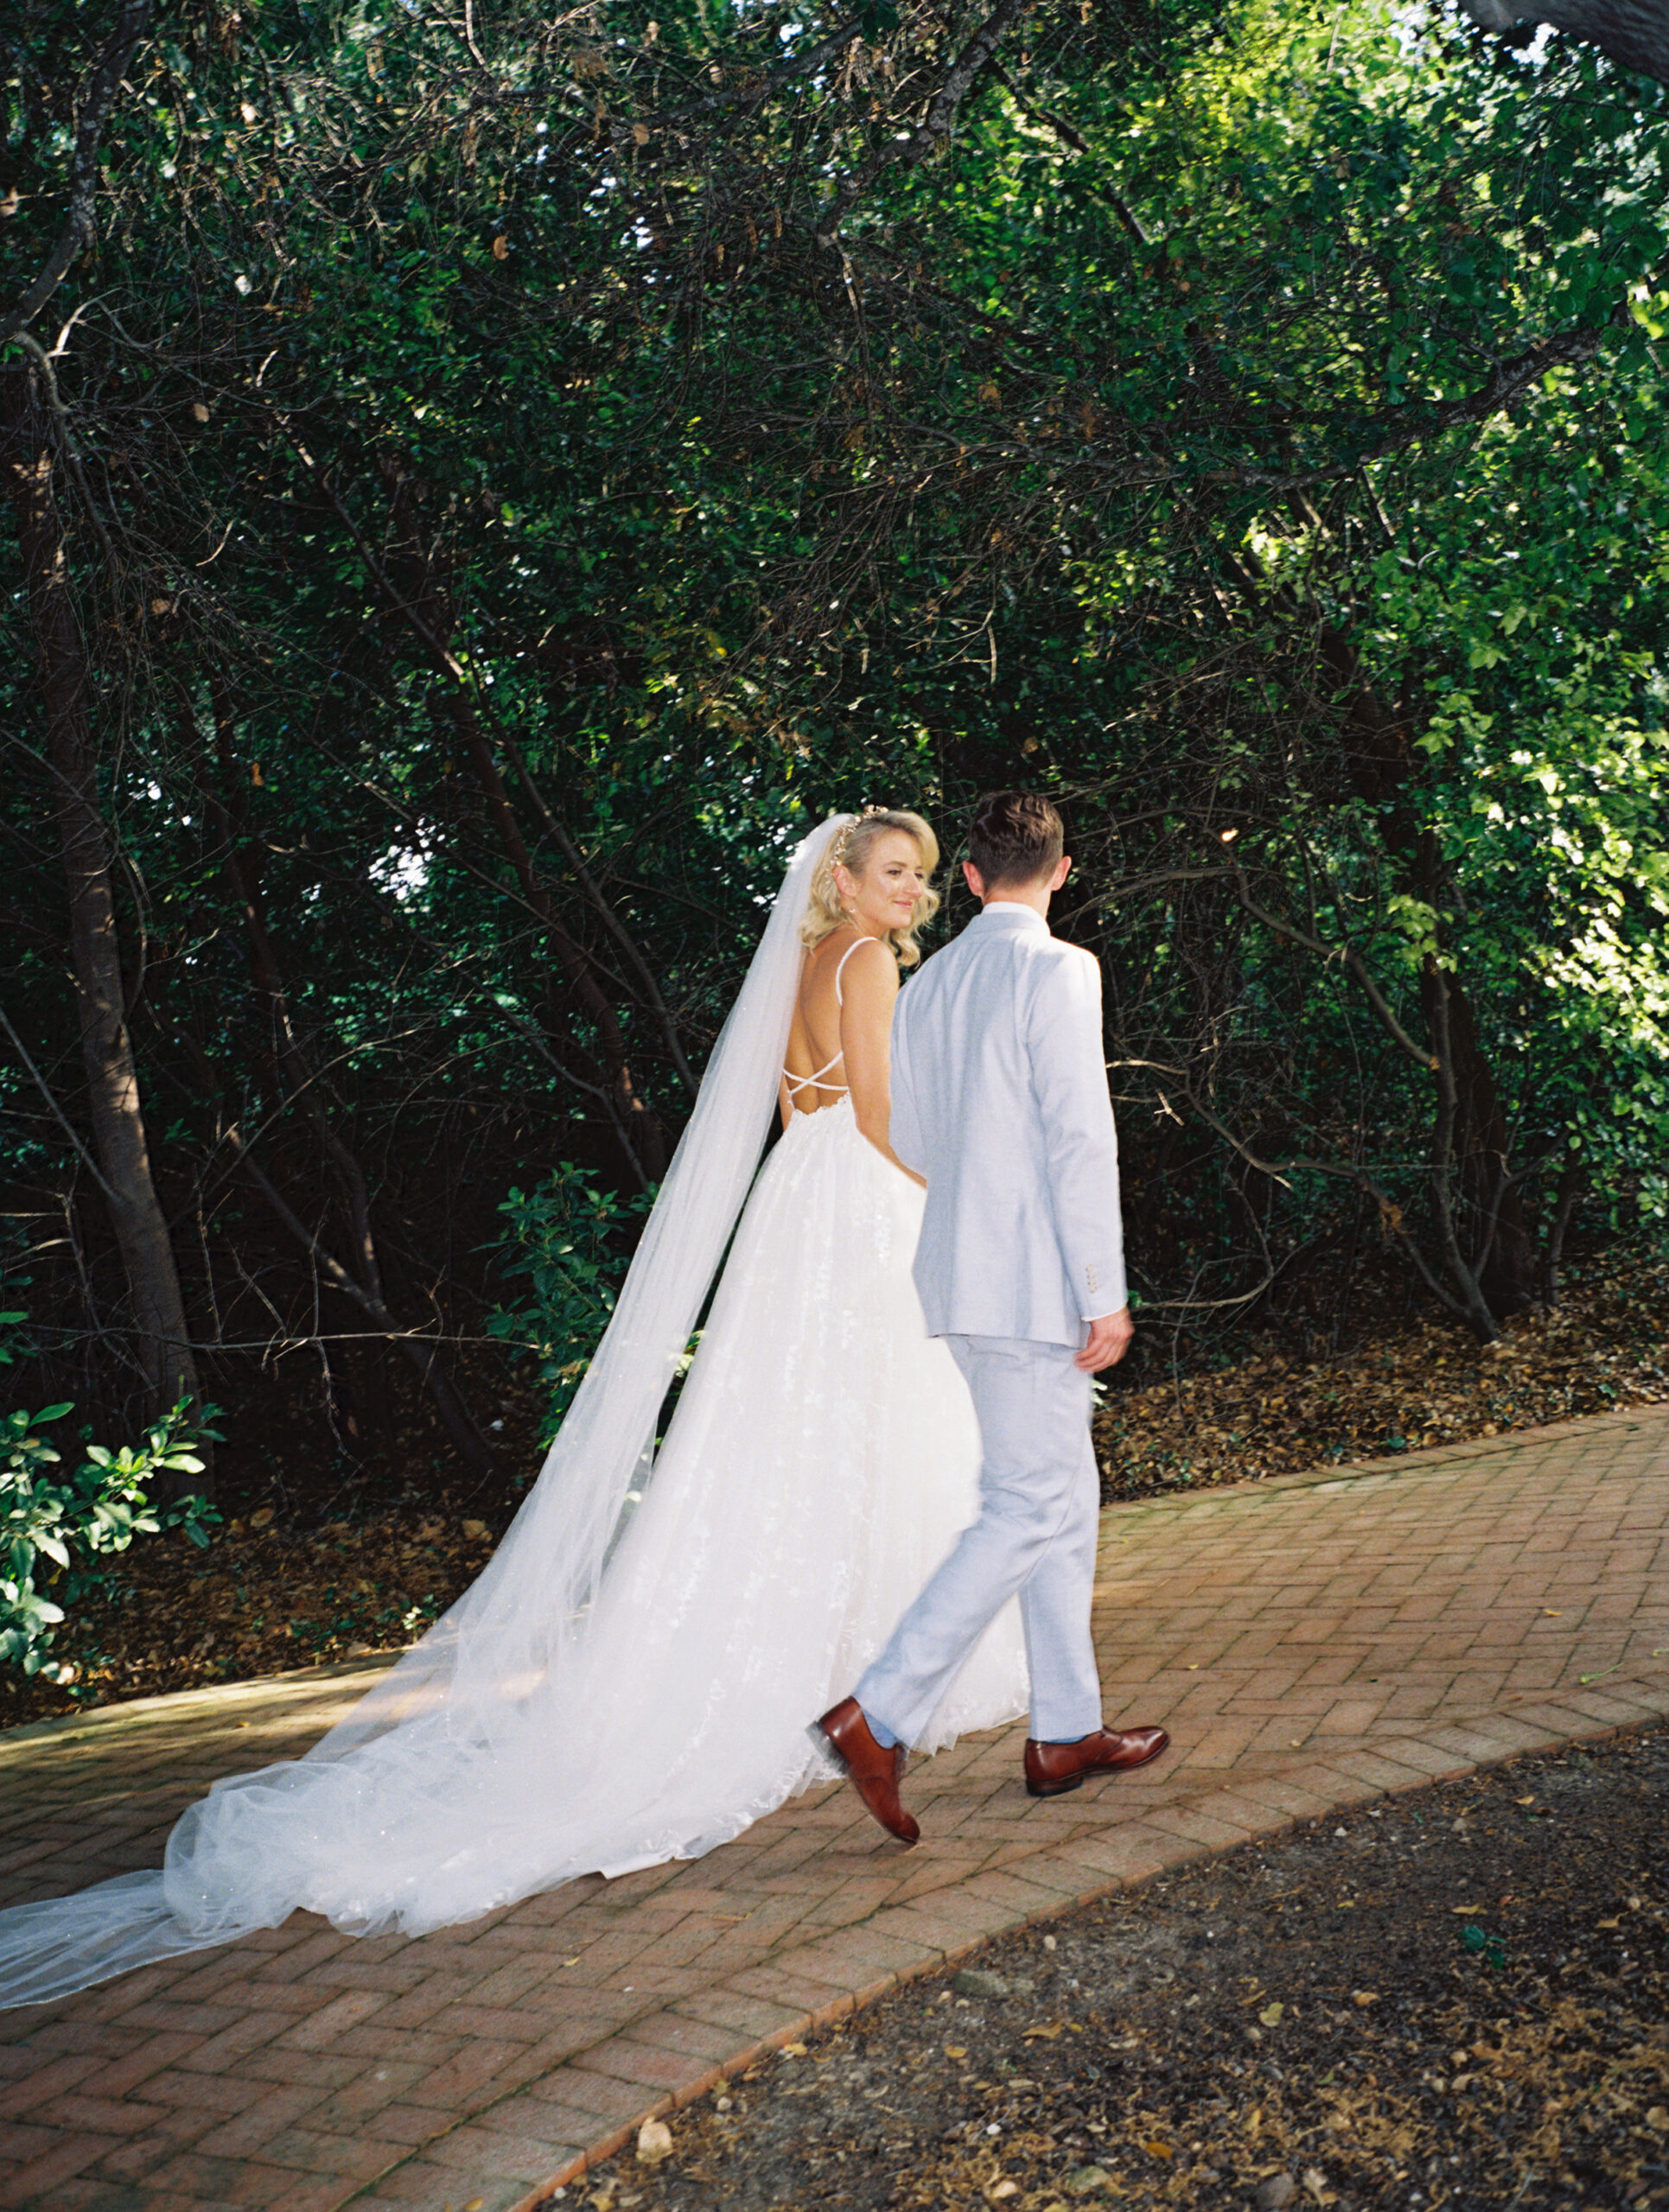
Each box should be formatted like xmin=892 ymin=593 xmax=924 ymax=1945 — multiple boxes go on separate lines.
xmin=779 ymin=825 xmax=931 ymax=1182
xmin=781 ymin=932 xmax=868 ymax=1115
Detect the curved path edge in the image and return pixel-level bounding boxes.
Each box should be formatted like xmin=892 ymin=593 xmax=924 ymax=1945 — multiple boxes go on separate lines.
xmin=484 ymin=1675 xmax=1669 ymax=2212
xmin=2 ymin=1399 xmax=1665 ymax=2212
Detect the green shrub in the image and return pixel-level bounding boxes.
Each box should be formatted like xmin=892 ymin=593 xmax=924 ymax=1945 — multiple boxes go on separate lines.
xmin=485 ymin=1166 xmax=654 ymax=1450
xmin=1 ymin=1395 xmax=221 ymax=1678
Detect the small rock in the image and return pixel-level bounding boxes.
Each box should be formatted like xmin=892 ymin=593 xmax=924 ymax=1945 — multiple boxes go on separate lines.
xmin=1256 ymin=2175 xmax=1297 ymax=2210
xmin=635 ymin=2119 xmax=674 ymax=2167
xmin=953 ymin=1968 xmax=1011 ymax=2000
xmin=1067 ymin=2167 xmax=1113 ymax=2195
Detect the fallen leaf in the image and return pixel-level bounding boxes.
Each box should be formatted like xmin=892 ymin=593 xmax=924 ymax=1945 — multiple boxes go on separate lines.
xmin=944 ymin=2044 xmax=968 ymax=2059
xmin=635 ymin=2118 xmax=673 ymax=2166
xmin=1597 ymin=1917 xmax=1621 ymax=1929
xmin=1258 ymin=2002 xmax=1285 ymax=2026
xmin=1543 ymin=1608 xmax=1563 ymax=1616
xmin=1452 ymin=1904 xmax=1483 ymax=1916
xmin=1023 ymin=2020 xmax=1067 ymax=2040
xmin=1144 ymin=2139 xmax=1174 ymax=2159
xmin=988 ymin=2184 xmax=1022 ymax=2202
xmin=780 ymin=2041 xmax=807 ymax=2056
xmin=1352 ymin=1990 xmax=1379 ymax=2006
xmin=491 ymin=237 xmax=509 ymax=259
xmin=1647 ymin=2107 xmax=1669 ymax=2130
xmin=1067 ymin=2166 xmax=1113 ymax=2195
xmin=632 ymin=123 xmax=651 ymax=144
xmin=462 ymin=1518 xmax=490 ymax=1540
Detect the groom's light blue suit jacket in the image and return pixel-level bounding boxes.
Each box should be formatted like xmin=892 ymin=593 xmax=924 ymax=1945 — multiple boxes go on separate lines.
xmin=889 ymin=902 xmax=1128 ymax=1348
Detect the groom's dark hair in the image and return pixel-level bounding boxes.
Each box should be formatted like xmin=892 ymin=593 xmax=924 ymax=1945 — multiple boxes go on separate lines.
xmin=969 ymin=791 xmax=1065 ymax=889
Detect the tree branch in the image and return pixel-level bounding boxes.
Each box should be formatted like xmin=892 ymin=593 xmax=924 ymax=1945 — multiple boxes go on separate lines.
xmin=1214 ymin=845 xmax=1439 ymax=1072
xmin=0 ymin=0 xmax=156 ymax=348
xmin=5 ymin=332 xmax=119 ymax=575
xmin=615 ymin=13 xmax=870 ymax=145
xmin=0 ymin=1001 xmax=124 ymax=1210
xmin=819 ymin=0 xmax=1025 ymax=245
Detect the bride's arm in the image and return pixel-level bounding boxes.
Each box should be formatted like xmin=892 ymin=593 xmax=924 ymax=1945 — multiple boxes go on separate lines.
xmin=840 ymin=940 xmax=926 ymax=1185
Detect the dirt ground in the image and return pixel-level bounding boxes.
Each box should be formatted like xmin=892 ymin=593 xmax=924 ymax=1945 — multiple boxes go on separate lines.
xmin=564 ymin=1726 xmax=1669 ymax=2212
xmin=1094 ymin=1249 xmax=1669 ymax=1497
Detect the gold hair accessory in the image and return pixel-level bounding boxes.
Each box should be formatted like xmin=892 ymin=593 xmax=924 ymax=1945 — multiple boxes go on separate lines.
xmin=831 ymin=805 xmax=888 ymax=871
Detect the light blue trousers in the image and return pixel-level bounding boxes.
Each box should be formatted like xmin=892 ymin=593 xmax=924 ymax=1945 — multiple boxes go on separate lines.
xmin=856 ymin=1334 xmax=1104 ymax=1747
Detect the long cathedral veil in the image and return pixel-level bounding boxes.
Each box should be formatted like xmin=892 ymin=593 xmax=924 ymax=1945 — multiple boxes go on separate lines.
xmin=0 ymin=815 xmax=851 ymax=2009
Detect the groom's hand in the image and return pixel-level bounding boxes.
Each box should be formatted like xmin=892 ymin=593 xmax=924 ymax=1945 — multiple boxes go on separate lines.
xmin=1077 ymin=1306 xmax=1133 ymax=1372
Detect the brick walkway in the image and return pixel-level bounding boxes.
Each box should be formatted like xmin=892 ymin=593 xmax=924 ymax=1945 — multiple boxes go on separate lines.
xmin=3 ymin=1403 xmax=1667 ymax=2212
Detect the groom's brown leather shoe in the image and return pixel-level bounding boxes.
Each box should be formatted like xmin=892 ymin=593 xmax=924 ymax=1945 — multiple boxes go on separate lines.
xmin=815 ymin=1699 xmax=920 ymax=1846
xmin=1024 ymin=1726 xmax=1170 ymax=1799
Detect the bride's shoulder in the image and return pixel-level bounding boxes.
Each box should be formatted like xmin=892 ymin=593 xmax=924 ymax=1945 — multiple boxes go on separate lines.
xmin=837 ymin=933 xmax=899 ymax=992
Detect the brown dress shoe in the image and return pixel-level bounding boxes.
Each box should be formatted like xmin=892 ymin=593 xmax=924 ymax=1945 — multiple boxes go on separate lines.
xmin=814 ymin=1698 xmax=920 ymax=1846
xmin=1024 ymin=1725 xmax=1169 ymax=1799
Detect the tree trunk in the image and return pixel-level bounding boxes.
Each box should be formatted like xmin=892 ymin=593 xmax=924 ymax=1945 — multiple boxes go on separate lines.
xmin=2 ymin=367 xmax=206 ymax=1452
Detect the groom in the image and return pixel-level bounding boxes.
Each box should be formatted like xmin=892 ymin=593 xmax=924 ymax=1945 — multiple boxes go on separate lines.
xmin=817 ymin=791 xmax=1169 ymax=1843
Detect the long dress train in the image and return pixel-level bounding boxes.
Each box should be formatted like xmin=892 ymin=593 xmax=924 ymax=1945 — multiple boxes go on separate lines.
xmin=0 ymin=817 xmax=1026 ymax=2009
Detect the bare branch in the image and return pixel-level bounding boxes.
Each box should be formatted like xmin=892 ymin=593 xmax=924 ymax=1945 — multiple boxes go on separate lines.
xmin=0 ymin=1001 xmax=124 ymax=1210
xmin=819 ymin=0 xmax=1025 ymax=245
xmin=1214 ymin=845 xmax=1438 ymax=1072
xmin=0 ymin=0 xmax=156 ymax=348
xmin=6 ymin=332 xmax=118 ymax=575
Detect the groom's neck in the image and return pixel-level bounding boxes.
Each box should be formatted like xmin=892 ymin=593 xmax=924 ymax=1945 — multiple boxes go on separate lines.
xmin=961 ymin=859 xmax=1063 ymax=919
xmin=983 ymin=888 xmax=1052 ymax=919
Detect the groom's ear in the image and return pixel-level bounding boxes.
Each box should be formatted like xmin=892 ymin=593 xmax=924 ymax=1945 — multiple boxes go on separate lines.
xmin=1050 ymin=855 xmax=1072 ymax=890
xmin=963 ymin=860 xmax=987 ymax=901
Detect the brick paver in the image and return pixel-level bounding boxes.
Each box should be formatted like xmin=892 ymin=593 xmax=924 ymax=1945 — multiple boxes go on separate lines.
xmin=3 ymin=1403 xmax=1667 ymax=2212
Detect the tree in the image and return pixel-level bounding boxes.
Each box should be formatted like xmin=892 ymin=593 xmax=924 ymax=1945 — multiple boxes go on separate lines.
xmin=2 ymin=0 xmax=1666 ymax=1489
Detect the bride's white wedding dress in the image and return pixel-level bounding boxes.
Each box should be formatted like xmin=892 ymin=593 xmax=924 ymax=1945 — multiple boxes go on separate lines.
xmin=0 ymin=817 xmax=1026 ymax=2009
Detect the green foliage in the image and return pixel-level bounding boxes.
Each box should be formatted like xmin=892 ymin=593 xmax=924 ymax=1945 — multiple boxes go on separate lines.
xmin=1 ymin=1392 xmax=221 ymax=1679
xmin=3 ymin=0 xmax=1667 ymax=1462
xmin=486 ymin=1169 xmax=656 ymax=1448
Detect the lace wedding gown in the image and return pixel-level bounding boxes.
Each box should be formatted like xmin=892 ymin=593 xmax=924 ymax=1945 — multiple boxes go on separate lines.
xmin=0 ymin=817 xmax=1026 ymax=2008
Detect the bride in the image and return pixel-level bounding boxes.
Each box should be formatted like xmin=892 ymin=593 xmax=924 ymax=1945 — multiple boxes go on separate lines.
xmin=0 ymin=811 xmax=1027 ymax=2008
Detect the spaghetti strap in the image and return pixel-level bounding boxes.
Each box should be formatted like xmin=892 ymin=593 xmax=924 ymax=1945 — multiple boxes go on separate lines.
xmin=782 ymin=936 xmax=875 ymax=1102
xmin=832 ymin=935 xmax=870 ymax=1007
xmin=782 ymin=1052 xmax=846 ymax=1100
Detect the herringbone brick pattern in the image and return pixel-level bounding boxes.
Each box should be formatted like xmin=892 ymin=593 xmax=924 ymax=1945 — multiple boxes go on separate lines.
xmin=3 ymin=1404 xmax=1666 ymax=2212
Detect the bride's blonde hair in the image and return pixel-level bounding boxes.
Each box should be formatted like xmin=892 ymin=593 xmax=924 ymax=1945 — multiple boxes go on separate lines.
xmin=799 ymin=809 xmax=940 ymax=968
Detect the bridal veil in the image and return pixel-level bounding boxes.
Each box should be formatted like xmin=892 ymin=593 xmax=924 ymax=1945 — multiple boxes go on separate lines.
xmin=0 ymin=816 xmax=852 ymax=2007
